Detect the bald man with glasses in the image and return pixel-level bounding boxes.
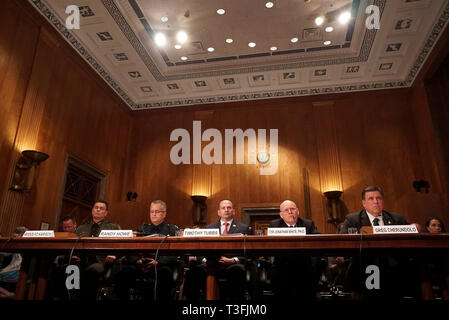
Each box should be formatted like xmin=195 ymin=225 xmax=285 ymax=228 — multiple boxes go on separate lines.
xmin=269 ymin=200 xmax=320 ymax=299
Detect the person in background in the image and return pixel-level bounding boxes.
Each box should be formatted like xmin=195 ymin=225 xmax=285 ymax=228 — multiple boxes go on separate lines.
xmin=0 ymin=226 xmax=28 ymax=299
xmin=62 ymin=215 xmax=77 ymax=233
xmin=422 ymin=216 xmax=448 ymax=299
xmin=425 ymin=217 xmax=446 ymax=233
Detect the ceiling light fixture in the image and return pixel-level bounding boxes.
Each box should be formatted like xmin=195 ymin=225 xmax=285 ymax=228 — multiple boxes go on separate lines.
xmin=290 ymin=37 xmax=299 ymax=43
xmin=324 ymin=40 xmax=331 ymax=46
xmin=325 ymin=26 xmax=334 ymax=32
xmin=265 ymin=2 xmax=274 ymax=8
xmin=315 ymin=16 xmax=324 ymax=26
xmin=270 ymin=46 xmax=277 ymax=51
xmin=154 ymin=33 xmax=167 ymax=46
xmin=176 ymin=31 xmax=188 ymax=44
xmin=181 ymin=56 xmax=188 ymax=61
xmin=217 ymin=8 xmax=225 ymax=15
xmin=338 ymin=11 xmax=351 ymax=24
xmin=207 ymin=47 xmax=215 ymax=52
xmin=226 ymin=38 xmax=233 ymax=43
xmin=161 ymin=16 xmax=168 ymax=23
xmin=248 ymin=42 xmax=256 ymax=48
xmin=174 ymin=44 xmax=182 ymax=49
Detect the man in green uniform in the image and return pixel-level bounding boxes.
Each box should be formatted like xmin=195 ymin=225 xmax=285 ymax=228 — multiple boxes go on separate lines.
xmin=76 ymin=200 xmax=120 ymax=300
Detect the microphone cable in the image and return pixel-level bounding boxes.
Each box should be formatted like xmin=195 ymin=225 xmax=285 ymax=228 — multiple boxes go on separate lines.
xmin=153 ymin=234 xmax=169 ymax=301
xmin=66 ymin=234 xmax=81 ymax=301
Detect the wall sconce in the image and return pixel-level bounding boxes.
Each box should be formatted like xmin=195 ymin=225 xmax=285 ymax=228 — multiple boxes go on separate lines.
xmin=413 ymin=180 xmax=430 ymax=193
xmin=323 ymin=190 xmax=343 ymax=224
xmin=9 ymin=150 xmax=49 ymax=192
xmin=126 ymin=191 xmax=138 ymax=201
xmin=191 ymin=195 xmax=207 ymax=225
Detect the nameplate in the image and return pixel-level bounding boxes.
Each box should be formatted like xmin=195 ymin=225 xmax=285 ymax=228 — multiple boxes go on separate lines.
xmin=99 ymin=230 xmax=133 ymax=238
xmin=267 ymin=227 xmax=306 ymax=236
xmin=183 ymin=229 xmax=220 ymax=237
xmin=23 ymin=230 xmax=55 ymax=238
xmin=373 ymin=225 xmax=418 ymax=234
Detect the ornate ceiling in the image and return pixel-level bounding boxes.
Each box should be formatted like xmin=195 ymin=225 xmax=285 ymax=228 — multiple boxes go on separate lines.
xmin=30 ymin=0 xmax=449 ymax=110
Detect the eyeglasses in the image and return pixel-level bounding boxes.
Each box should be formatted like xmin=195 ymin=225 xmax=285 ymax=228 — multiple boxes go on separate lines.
xmin=93 ymin=206 xmax=107 ymax=211
xmin=150 ymin=210 xmax=166 ymax=214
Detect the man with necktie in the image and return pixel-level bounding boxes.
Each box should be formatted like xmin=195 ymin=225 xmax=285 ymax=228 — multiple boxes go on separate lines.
xmin=269 ymin=200 xmax=321 ymax=299
xmin=340 ymin=186 xmax=413 ymax=299
xmin=206 ymin=200 xmax=250 ymax=299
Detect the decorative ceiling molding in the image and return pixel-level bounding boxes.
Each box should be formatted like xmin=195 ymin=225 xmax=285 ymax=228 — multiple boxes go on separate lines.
xmin=29 ymin=0 xmax=449 ymax=110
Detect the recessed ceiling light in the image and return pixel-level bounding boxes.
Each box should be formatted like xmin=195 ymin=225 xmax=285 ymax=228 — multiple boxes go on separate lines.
xmin=338 ymin=11 xmax=351 ymax=24
xmin=248 ymin=42 xmax=256 ymax=48
xmin=226 ymin=38 xmax=233 ymax=43
xmin=325 ymin=26 xmax=334 ymax=32
xmin=270 ymin=46 xmax=277 ymax=51
xmin=181 ymin=56 xmax=188 ymax=61
xmin=265 ymin=2 xmax=274 ymax=8
xmin=217 ymin=8 xmax=225 ymax=15
xmin=290 ymin=37 xmax=299 ymax=43
xmin=161 ymin=16 xmax=168 ymax=23
xmin=207 ymin=47 xmax=215 ymax=52
xmin=315 ymin=16 xmax=324 ymax=26
xmin=324 ymin=40 xmax=331 ymax=46
xmin=154 ymin=33 xmax=167 ymax=47
xmin=174 ymin=44 xmax=182 ymax=49
xmin=176 ymin=31 xmax=188 ymax=44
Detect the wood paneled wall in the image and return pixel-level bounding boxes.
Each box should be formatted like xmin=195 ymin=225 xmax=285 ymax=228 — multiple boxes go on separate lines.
xmin=0 ymin=0 xmax=132 ymax=235
xmin=0 ymin=0 xmax=448 ymax=235
xmin=125 ymin=89 xmax=449 ymax=233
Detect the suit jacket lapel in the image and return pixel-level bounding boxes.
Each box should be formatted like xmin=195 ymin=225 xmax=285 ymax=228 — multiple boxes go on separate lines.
xmin=360 ymin=210 xmax=372 ymax=227
xmin=228 ymin=222 xmax=237 ymax=234
xmin=382 ymin=211 xmax=394 ymax=225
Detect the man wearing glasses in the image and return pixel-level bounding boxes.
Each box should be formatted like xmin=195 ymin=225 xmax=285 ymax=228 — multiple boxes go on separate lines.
xmin=269 ymin=200 xmax=320 ymax=299
xmin=116 ymin=200 xmax=180 ymax=300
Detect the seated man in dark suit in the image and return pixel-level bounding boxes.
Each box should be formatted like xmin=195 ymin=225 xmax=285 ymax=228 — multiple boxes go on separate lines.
xmin=269 ymin=200 xmax=320 ymax=299
xmin=339 ymin=186 xmax=415 ymax=299
xmin=340 ymin=186 xmax=408 ymax=233
xmin=207 ymin=199 xmax=250 ymax=299
xmin=116 ymin=200 xmax=180 ymax=300
xmin=75 ymin=200 xmax=120 ymax=300
xmin=184 ymin=199 xmax=250 ymax=300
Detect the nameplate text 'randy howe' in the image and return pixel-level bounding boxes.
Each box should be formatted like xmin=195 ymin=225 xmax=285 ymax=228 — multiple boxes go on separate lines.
xmin=98 ymin=230 xmax=133 ymax=238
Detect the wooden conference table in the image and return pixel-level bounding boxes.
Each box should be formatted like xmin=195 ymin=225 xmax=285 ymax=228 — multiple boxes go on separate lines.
xmin=1 ymin=233 xmax=449 ymax=300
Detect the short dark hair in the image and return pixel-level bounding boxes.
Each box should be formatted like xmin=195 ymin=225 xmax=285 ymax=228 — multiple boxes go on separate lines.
xmin=93 ymin=200 xmax=108 ymax=210
xmin=362 ymin=186 xmax=384 ymax=200
xmin=62 ymin=215 xmax=76 ymax=224
xmin=218 ymin=199 xmax=233 ymax=209
xmin=425 ymin=217 xmax=446 ymax=232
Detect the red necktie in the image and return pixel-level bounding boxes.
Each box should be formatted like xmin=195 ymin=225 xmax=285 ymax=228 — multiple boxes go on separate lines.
xmin=223 ymin=222 xmax=229 ymax=234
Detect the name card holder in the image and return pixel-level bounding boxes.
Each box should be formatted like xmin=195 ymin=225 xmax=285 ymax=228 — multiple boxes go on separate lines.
xmin=183 ymin=229 xmax=220 ymax=237
xmin=23 ymin=230 xmax=55 ymax=238
xmin=373 ymin=225 xmax=418 ymax=234
xmin=99 ymin=230 xmax=133 ymax=238
xmin=267 ymin=227 xmax=306 ymax=236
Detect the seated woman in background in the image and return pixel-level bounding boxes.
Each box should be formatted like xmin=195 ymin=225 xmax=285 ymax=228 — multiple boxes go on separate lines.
xmin=425 ymin=217 xmax=446 ymax=233
xmin=421 ymin=217 xmax=448 ymax=299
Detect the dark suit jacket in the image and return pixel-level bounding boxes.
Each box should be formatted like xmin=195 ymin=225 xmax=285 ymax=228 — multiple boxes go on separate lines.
xmin=269 ymin=218 xmax=320 ymax=234
xmin=339 ymin=210 xmax=409 ymax=234
xmin=206 ymin=220 xmax=250 ymax=264
xmin=206 ymin=220 xmax=250 ymax=235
